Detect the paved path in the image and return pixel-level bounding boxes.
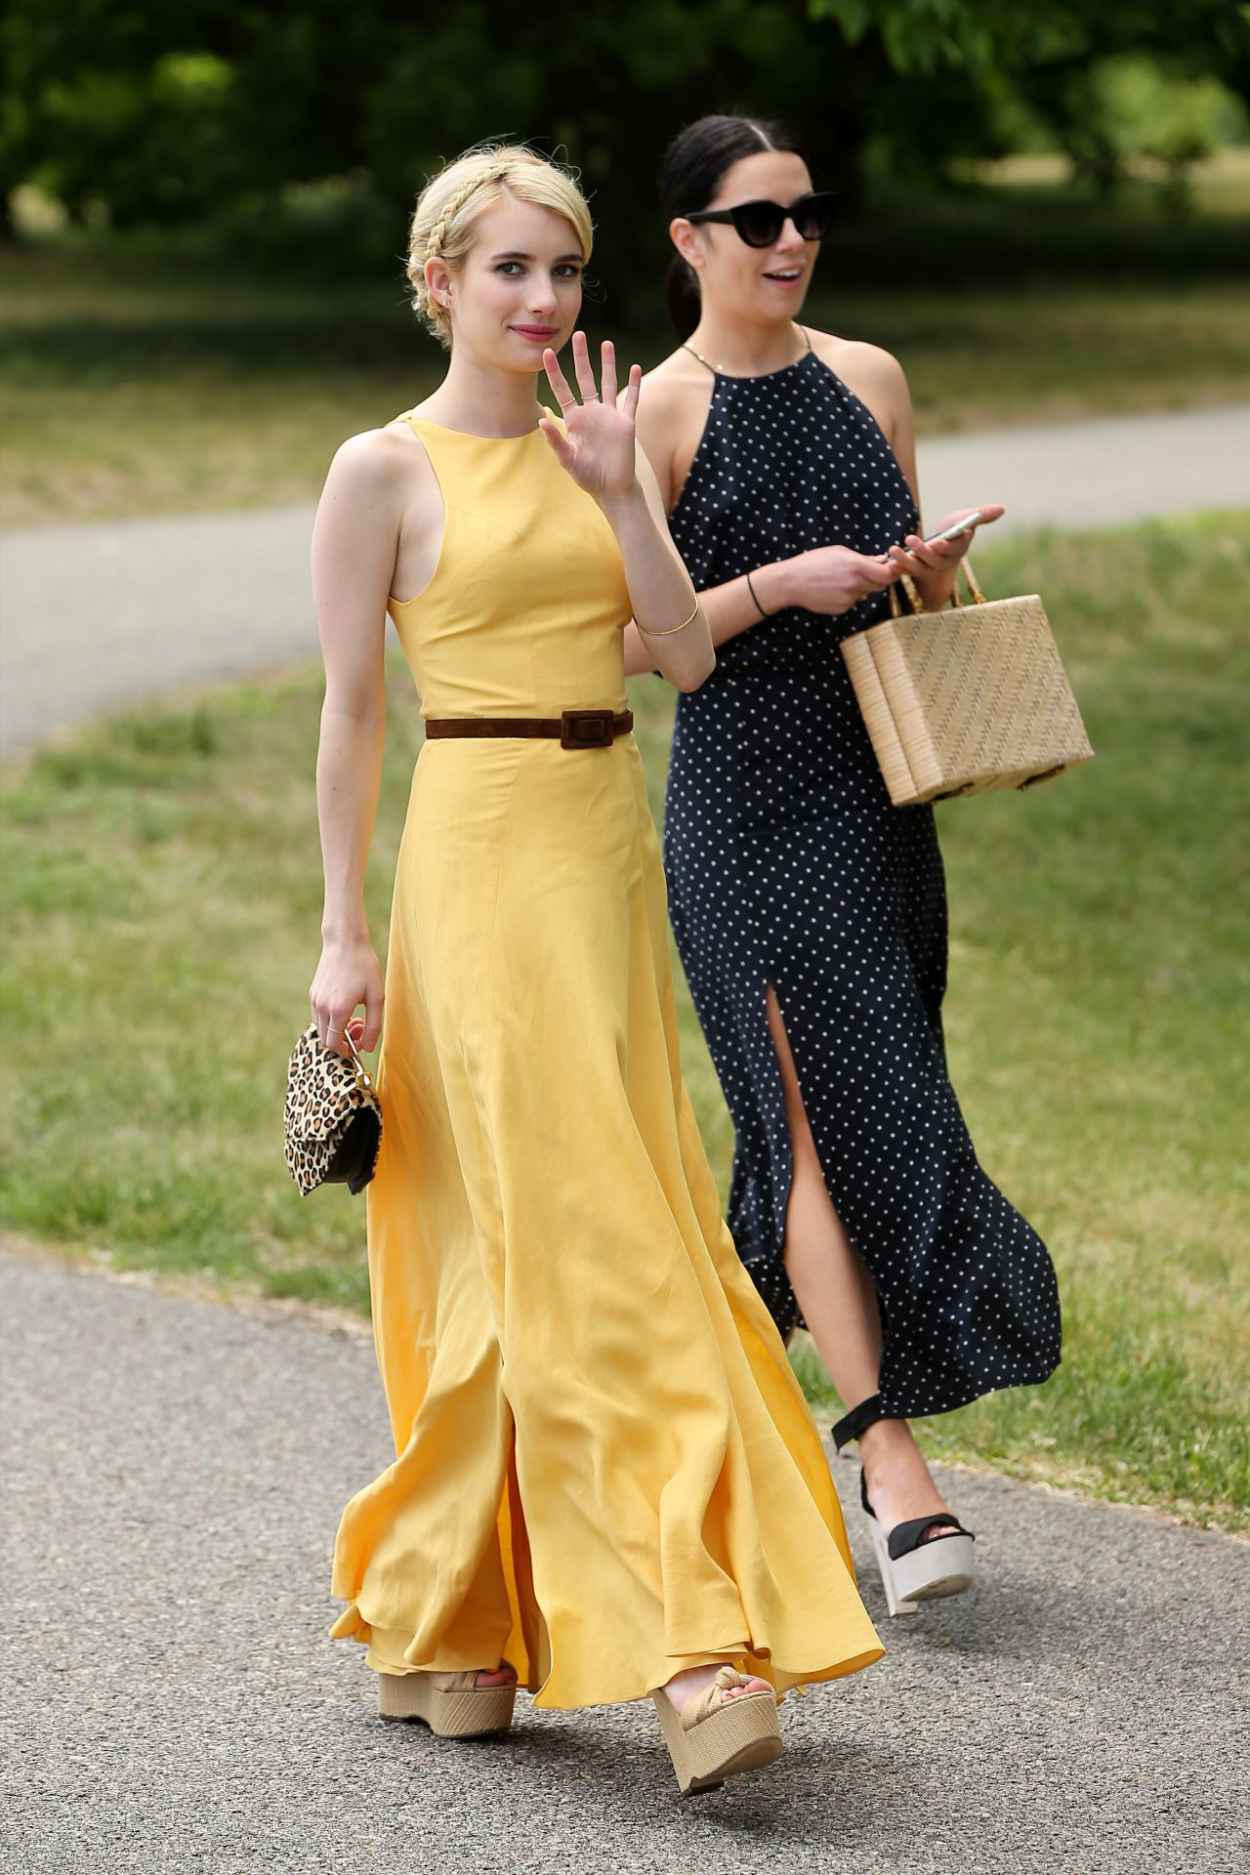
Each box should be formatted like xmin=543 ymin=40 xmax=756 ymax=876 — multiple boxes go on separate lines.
xmin=3 ymin=1246 xmax=1247 ymax=1875
xmin=2 ymin=404 xmax=1247 ymax=758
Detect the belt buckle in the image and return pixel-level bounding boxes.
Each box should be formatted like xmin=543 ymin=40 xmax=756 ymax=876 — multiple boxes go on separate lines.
xmin=560 ymin=709 xmax=615 ymax=750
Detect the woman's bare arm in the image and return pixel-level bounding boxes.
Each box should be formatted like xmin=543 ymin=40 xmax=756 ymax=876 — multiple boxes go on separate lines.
xmin=307 ymin=432 xmax=403 ymax=1052
xmin=827 ymin=339 xmax=1001 ymax=607
xmin=605 ymin=448 xmax=714 ymax=693
xmin=542 ymin=336 xmax=714 ymax=693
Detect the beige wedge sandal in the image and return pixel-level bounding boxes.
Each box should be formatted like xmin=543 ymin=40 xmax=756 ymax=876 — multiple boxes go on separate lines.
xmin=377 ymin=1666 xmax=517 ymax=1738
xmin=651 ymin=1665 xmax=783 ymax=1795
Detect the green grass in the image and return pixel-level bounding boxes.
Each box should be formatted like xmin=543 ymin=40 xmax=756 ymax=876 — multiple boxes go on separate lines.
xmin=2 ymin=515 xmax=1248 ymax=1529
xmin=3 ymin=164 xmax=1248 ymax=526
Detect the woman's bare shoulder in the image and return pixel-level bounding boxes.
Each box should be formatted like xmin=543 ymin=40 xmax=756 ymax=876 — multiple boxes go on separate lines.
xmin=640 ymin=345 xmax=713 ymax=399
xmin=806 ymin=327 xmax=909 ymax=395
xmin=637 ymin=347 xmax=713 ymax=435
xmin=324 ymin=419 xmax=436 ymax=504
xmin=634 ymin=349 xmax=715 ymax=506
xmin=332 ymin=419 xmax=422 ymax=470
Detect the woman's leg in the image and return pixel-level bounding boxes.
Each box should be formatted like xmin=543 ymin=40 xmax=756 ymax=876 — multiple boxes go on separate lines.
xmin=765 ymin=989 xmax=957 ymax=1538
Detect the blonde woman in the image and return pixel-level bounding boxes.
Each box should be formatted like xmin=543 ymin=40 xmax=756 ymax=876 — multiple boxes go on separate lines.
xmin=310 ymin=144 xmax=881 ymax=1794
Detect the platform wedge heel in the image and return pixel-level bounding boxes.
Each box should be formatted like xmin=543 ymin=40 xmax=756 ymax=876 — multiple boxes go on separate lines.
xmin=651 ymin=1666 xmax=783 ymax=1795
xmin=377 ymin=1666 xmax=517 ymax=1737
xmin=833 ymin=1394 xmax=976 ymax=1618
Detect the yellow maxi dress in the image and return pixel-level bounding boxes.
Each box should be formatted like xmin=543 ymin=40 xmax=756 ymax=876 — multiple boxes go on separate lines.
xmin=330 ymin=412 xmax=883 ymax=1709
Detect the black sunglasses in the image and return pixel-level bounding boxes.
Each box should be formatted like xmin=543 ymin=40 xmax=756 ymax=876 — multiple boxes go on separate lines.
xmin=686 ymin=191 xmax=835 ymax=249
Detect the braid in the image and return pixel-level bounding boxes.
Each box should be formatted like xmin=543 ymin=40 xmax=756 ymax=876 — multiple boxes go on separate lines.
xmin=407 ymin=159 xmax=516 ymax=346
xmin=426 ymin=164 xmax=512 ymax=260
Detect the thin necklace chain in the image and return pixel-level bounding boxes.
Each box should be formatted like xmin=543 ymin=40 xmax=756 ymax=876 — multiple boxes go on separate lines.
xmin=682 ymin=323 xmax=811 ymax=378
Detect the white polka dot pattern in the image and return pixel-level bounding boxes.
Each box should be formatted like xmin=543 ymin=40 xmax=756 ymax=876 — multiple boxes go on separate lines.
xmin=664 ymin=352 xmax=1061 ymax=1416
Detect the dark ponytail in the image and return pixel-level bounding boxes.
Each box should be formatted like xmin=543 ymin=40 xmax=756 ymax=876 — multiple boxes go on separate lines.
xmin=664 ymin=256 xmax=702 ymax=340
xmin=659 ymin=114 xmax=802 ymax=339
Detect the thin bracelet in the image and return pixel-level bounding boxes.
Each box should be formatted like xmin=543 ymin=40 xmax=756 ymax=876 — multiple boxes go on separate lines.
xmin=744 ymin=569 xmax=771 ymax=620
xmin=638 ymin=599 xmax=700 ymax=639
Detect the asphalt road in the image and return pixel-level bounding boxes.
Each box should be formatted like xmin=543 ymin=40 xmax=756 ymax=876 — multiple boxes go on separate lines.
xmin=3 ymin=403 xmax=1248 ymax=758
xmin=3 ymin=1246 xmax=1247 ymax=1875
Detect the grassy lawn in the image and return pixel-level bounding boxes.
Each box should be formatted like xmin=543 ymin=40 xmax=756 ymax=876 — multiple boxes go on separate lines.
xmin=2 ymin=513 xmax=1248 ymax=1530
xmin=3 ymin=166 xmax=1248 ymax=527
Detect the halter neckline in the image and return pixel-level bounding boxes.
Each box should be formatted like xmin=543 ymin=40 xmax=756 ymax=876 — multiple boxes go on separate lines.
xmin=681 ymin=326 xmax=813 ymax=382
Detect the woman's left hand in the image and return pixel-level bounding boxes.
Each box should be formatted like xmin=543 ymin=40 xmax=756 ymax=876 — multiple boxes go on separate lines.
xmin=884 ymin=504 xmax=1005 ymax=584
xmin=540 ymin=331 xmax=643 ymax=501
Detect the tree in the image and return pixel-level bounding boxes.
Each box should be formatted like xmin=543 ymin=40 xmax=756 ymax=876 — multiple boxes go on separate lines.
xmin=809 ymin=0 xmax=1250 ymax=197
xmin=3 ymin=0 xmax=1248 ymax=274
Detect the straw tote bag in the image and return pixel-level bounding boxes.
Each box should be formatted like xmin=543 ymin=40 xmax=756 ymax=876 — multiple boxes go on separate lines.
xmin=840 ymin=561 xmax=1094 ymax=807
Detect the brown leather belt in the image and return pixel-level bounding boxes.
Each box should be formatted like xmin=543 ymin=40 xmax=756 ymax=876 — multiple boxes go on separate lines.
xmin=425 ymin=708 xmax=634 ymax=751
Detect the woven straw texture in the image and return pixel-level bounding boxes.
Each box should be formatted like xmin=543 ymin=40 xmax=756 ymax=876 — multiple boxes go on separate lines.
xmin=841 ymin=587 xmax=1094 ymax=808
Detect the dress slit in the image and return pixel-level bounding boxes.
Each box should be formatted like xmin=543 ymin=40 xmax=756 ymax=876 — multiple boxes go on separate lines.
xmin=762 ymin=976 xmax=863 ymax=1303
xmin=759 ymin=977 xmax=799 ymax=1281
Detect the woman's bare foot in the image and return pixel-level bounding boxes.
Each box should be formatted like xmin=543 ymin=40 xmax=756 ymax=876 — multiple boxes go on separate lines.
xmin=859 ymin=1418 xmax=960 ymax=1542
xmin=663 ymin=1663 xmax=771 ymax=1712
xmin=471 ymin=1664 xmax=517 ymax=1688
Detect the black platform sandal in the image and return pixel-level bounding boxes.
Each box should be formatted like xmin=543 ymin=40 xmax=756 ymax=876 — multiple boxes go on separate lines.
xmin=832 ymin=1394 xmax=976 ymax=1618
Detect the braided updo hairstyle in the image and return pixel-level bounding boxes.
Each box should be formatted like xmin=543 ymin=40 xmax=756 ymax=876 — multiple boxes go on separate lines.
xmin=406 ymin=143 xmax=594 ymax=349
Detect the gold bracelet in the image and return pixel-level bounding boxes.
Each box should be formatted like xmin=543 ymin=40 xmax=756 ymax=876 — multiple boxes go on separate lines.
xmin=638 ymin=599 xmax=700 ymax=639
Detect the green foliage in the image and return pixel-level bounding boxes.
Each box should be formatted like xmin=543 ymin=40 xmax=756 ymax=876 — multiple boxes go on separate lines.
xmin=1101 ymin=54 xmax=1248 ymax=158
xmin=4 ymin=1 xmax=1248 ymax=302
xmin=810 ymin=0 xmax=1250 ymax=74
xmin=1090 ymin=54 xmax=1250 ymax=211
xmin=37 ymin=51 xmax=243 ymax=225
xmin=810 ymin=0 xmax=997 ymax=72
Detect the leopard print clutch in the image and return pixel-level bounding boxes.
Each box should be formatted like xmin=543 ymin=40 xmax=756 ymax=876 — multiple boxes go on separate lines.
xmin=283 ymin=1024 xmax=382 ymax=1197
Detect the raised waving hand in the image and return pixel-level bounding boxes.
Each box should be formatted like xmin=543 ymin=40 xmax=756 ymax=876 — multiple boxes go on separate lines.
xmin=540 ymin=331 xmax=642 ymax=501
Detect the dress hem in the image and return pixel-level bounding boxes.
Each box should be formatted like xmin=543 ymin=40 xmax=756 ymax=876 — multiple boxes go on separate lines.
xmin=332 ymin=1602 xmax=884 ymax=1711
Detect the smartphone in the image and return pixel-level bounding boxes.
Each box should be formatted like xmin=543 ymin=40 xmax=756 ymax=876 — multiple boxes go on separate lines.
xmin=923 ymin=510 xmax=985 ymax=547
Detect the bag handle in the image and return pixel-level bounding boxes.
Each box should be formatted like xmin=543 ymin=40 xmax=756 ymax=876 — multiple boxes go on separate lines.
xmin=888 ymin=556 xmax=986 ymax=618
xmin=342 ymin=1025 xmax=375 ymax=1094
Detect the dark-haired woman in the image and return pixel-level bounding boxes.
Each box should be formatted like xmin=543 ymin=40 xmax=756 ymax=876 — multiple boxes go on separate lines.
xmin=629 ymin=115 xmax=1060 ymax=1615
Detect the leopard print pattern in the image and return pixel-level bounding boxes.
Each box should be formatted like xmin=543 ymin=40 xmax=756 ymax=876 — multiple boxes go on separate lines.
xmin=283 ymin=1024 xmax=383 ymax=1195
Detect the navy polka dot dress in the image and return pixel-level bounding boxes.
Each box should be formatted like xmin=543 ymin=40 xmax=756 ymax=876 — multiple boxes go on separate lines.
xmin=663 ymin=343 xmax=1061 ymax=1418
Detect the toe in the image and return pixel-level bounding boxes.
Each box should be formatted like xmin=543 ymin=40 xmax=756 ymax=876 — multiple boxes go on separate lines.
xmin=922 ymin=1522 xmax=961 ymax=1544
